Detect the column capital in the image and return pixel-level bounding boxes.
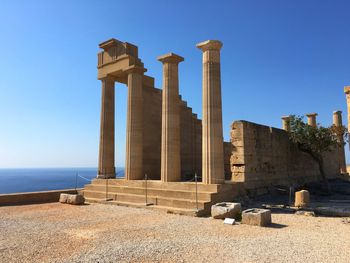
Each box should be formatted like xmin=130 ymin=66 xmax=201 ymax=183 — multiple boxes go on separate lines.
xmin=124 ymin=66 xmax=146 ymax=75
xmin=281 ymin=115 xmax=291 ymax=120
xmin=344 ymin=86 xmax=350 ymax=94
xmin=333 ymin=110 xmax=342 ymax=115
xmin=196 ymin=40 xmax=223 ymax=52
xmin=306 ymin=113 xmax=318 ymax=117
xmin=100 ymin=75 xmax=115 ymax=81
xmin=157 ymin=53 xmax=184 ymax=64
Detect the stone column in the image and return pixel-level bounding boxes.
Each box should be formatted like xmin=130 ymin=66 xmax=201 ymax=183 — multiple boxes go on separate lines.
xmin=97 ymin=77 xmax=115 ymax=179
xmin=333 ymin=110 xmax=347 ymax=174
xmin=197 ymin=40 xmax=225 ymax=184
xmin=158 ymin=53 xmax=184 ymax=182
xmin=306 ymin=113 xmax=317 ymax=127
xmin=344 ymin=86 xmax=350 ymax=132
xmin=125 ymin=67 xmax=145 ymax=180
xmin=281 ymin=116 xmax=291 ymax=132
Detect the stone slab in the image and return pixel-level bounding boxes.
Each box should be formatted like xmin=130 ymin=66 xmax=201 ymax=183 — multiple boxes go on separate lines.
xmin=241 ymin=208 xmax=271 ymax=226
xmin=211 ymin=202 xmax=241 ymax=219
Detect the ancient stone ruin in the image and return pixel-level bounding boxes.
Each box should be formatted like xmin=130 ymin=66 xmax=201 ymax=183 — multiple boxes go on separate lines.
xmin=83 ymin=38 xmax=347 ymax=216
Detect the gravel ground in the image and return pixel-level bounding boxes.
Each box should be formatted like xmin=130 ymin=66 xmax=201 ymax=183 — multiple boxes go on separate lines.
xmin=0 ymin=203 xmax=349 ymax=263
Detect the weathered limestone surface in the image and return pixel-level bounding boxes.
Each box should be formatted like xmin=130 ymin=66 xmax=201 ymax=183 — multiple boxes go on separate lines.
xmin=211 ymin=202 xmax=241 ymax=219
xmin=59 ymin=194 xmax=85 ymax=205
xmin=333 ymin=111 xmax=347 ymax=174
xmin=67 ymin=194 xmax=85 ymax=205
xmin=97 ymin=77 xmax=115 ymax=179
xmin=306 ymin=113 xmax=318 ymax=127
xmin=242 ymin=208 xmax=272 ymax=226
xmin=294 ymin=190 xmax=310 ymax=208
xmin=59 ymin=193 xmax=69 ymax=203
xmin=281 ymin=116 xmax=290 ymax=132
xmin=197 ymin=40 xmax=225 ymax=184
xmin=125 ymin=68 xmax=145 ymax=180
xmin=230 ymin=121 xmax=340 ymax=194
xmin=158 ymin=53 xmax=184 ymax=182
xmin=344 ymin=86 xmax=350 ymax=132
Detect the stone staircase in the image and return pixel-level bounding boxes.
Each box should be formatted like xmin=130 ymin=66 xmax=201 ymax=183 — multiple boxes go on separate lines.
xmin=83 ymin=179 xmax=241 ymax=216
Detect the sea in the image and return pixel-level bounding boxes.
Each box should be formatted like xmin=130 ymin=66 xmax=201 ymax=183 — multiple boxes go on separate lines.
xmin=0 ymin=167 xmax=124 ymax=194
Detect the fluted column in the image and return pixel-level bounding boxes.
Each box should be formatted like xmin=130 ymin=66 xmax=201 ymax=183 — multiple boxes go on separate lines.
xmin=281 ymin=116 xmax=291 ymax=132
xmin=344 ymin=86 xmax=350 ymax=133
xmin=158 ymin=53 xmax=184 ymax=182
xmin=125 ymin=67 xmax=145 ymax=180
xmin=333 ymin=110 xmax=347 ymax=174
xmin=97 ymin=77 xmax=115 ymax=179
xmin=197 ymin=40 xmax=225 ymax=184
xmin=306 ymin=113 xmax=317 ymax=127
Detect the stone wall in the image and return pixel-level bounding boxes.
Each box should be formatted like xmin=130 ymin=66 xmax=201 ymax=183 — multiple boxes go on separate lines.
xmin=230 ymin=121 xmax=341 ymax=194
xmin=0 ymin=189 xmax=80 ymax=206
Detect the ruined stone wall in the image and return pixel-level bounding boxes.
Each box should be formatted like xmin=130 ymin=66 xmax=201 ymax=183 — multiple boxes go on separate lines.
xmin=230 ymin=121 xmax=340 ymax=194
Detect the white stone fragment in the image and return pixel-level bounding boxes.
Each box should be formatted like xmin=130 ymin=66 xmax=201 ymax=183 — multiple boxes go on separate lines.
xmin=224 ymin=218 xmax=235 ymax=225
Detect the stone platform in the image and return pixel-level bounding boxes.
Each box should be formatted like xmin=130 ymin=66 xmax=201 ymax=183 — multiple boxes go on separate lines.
xmin=83 ymin=179 xmax=241 ymax=216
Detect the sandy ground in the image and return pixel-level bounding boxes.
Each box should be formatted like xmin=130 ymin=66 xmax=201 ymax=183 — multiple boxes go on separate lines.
xmin=0 ymin=202 xmax=349 ymax=263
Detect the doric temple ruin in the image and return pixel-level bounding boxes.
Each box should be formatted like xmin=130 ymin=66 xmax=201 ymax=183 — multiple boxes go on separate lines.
xmin=83 ymin=38 xmax=347 ymax=215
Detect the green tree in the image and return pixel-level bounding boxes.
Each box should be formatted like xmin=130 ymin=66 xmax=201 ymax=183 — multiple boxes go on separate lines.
xmin=287 ymin=115 xmax=348 ymax=191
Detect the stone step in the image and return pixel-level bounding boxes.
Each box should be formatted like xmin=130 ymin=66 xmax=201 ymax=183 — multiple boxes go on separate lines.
xmin=83 ymin=190 xmax=210 ymax=210
xmin=85 ymin=197 xmax=206 ymax=217
xmin=89 ymin=179 xmax=231 ymax=192
xmin=84 ymin=184 xmax=214 ymax=200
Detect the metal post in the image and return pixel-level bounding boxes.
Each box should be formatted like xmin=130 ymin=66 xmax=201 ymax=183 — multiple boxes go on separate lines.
xmin=105 ymin=178 xmax=112 ymax=201
xmin=195 ymin=173 xmax=198 ymax=211
xmin=145 ymin=174 xmax=148 ymax=205
xmin=106 ymin=178 xmax=108 ymax=200
xmin=289 ymin=186 xmax=294 ymax=206
xmin=144 ymin=174 xmax=153 ymax=206
xmin=75 ymin=173 xmax=78 ymax=191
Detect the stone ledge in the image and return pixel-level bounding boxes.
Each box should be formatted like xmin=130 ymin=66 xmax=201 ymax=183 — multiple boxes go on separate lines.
xmin=0 ymin=189 xmax=83 ymax=206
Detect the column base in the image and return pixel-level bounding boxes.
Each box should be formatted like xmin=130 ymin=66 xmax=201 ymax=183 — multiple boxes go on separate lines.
xmin=96 ymin=173 xmax=116 ymax=179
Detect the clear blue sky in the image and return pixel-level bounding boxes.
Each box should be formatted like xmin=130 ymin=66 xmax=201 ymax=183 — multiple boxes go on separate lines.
xmin=1 ymin=0 xmax=350 ymax=168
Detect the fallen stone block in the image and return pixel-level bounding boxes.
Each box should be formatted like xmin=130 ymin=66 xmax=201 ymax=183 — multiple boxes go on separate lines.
xmin=295 ymin=190 xmax=310 ymax=208
xmin=295 ymin=211 xmax=315 ymax=217
xmin=59 ymin=193 xmax=69 ymax=203
xmin=67 ymin=194 xmax=85 ymax=205
xmin=314 ymin=207 xmax=350 ymax=217
xmin=211 ymin=202 xmax=241 ymax=219
xmin=241 ymin=208 xmax=271 ymax=226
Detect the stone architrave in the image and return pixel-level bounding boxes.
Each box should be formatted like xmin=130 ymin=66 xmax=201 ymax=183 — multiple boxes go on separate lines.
xmin=197 ymin=40 xmax=225 ymax=184
xmin=333 ymin=110 xmax=347 ymax=174
xmin=97 ymin=77 xmax=116 ymax=179
xmin=125 ymin=67 xmax=146 ymax=180
xmin=158 ymin=53 xmax=184 ymax=182
xmin=306 ymin=113 xmax=318 ymax=127
xmin=281 ymin=116 xmax=291 ymax=132
xmin=344 ymin=86 xmax=350 ymax=135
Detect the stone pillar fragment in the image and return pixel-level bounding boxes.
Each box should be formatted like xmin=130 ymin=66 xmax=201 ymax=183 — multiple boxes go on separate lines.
xmin=125 ymin=67 xmax=145 ymax=180
xmin=158 ymin=53 xmax=184 ymax=182
xmin=97 ymin=77 xmax=115 ymax=179
xmin=197 ymin=40 xmax=225 ymax=184
xmin=281 ymin=116 xmax=291 ymax=132
xmin=333 ymin=110 xmax=347 ymax=174
xmin=306 ymin=113 xmax=318 ymax=127
xmin=344 ymin=86 xmax=350 ymax=132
